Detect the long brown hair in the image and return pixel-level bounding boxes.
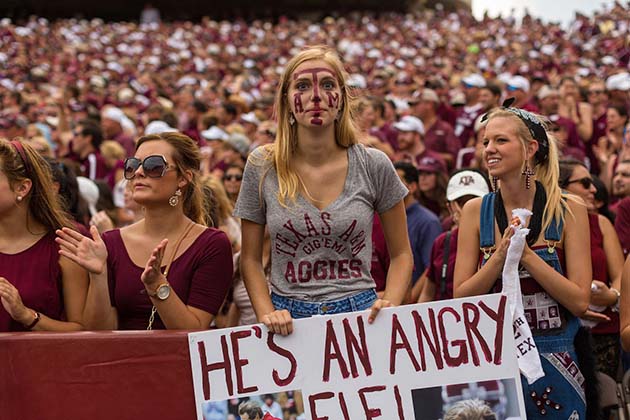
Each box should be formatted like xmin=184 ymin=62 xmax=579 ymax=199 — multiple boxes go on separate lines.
xmin=135 ymin=132 xmax=205 ymax=225
xmin=0 ymin=138 xmax=73 ymax=231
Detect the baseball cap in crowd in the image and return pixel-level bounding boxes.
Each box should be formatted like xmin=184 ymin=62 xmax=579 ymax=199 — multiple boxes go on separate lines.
xmin=606 ymin=72 xmax=630 ymax=92
xmin=201 ymin=126 xmax=229 ymax=141
xmin=506 ymin=75 xmax=530 ymax=92
xmin=450 ymin=92 xmax=466 ymax=106
xmin=393 ymin=115 xmax=424 ymax=135
xmin=144 ymin=120 xmax=177 ymax=135
xmin=537 ymin=85 xmax=558 ymax=100
xmin=461 ymin=74 xmax=486 ymax=88
xmin=417 ymin=156 xmax=447 ymax=174
xmin=420 ymin=88 xmax=440 ymax=103
xmin=240 ymin=112 xmax=260 ymax=126
xmin=446 ymin=170 xmax=490 ymax=201
xmin=224 ymin=133 xmax=251 ymax=157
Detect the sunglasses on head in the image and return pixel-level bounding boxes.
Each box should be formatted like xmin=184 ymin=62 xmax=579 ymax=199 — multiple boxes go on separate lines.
xmin=566 ymin=177 xmax=593 ymax=189
xmin=223 ymin=174 xmax=243 ymax=181
xmin=123 ymin=155 xmax=174 ymax=180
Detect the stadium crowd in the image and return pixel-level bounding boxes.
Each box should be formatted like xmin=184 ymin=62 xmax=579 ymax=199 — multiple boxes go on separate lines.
xmin=2 ymin=2 xmax=630 ymax=419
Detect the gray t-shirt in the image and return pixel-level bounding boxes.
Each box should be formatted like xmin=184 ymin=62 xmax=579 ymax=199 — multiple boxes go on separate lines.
xmin=234 ymin=144 xmax=407 ymax=301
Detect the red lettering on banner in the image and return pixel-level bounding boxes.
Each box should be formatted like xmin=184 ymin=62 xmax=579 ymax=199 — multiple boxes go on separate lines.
xmin=394 ymin=385 xmax=406 ymax=420
xmin=411 ymin=309 xmax=444 ymax=370
xmin=321 ymin=212 xmax=331 ymax=235
xmin=342 ymin=316 xmax=373 ymax=378
xmin=390 ymin=314 xmax=421 ymax=374
xmin=358 ymin=386 xmax=386 ymax=419
xmin=309 ymin=392 xmax=335 ymax=420
xmin=322 ymin=319 xmax=350 ymax=381
xmin=478 ymin=295 xmax=506 ymax=364
xmin=339 ymin=391 xmax=351 ymax=420
xmin=231 ymin=330 xmax=258 ymax=394
xmin=267 ymin=332 xmax=298 ymax=387
xmin=462 ymin=303 xmax=493 ymax=366
xmin=438 ymin=307 xmax=468 ymax=367
xmin=198 ymin=335 xmax=233 ymax=399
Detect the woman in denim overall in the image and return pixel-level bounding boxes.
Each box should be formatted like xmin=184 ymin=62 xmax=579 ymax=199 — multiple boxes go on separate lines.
xmin=454 ymin=103 xmax=593 ymax=419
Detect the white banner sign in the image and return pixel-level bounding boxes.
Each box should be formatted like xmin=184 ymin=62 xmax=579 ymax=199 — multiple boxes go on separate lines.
xmin=189 ymin=294 xmax=526 ymax=419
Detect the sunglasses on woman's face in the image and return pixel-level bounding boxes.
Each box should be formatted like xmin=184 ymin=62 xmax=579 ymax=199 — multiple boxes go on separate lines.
xmin=223 ymin=174 xmax=243 ymax=181
xmin=566 ymin=177 xmax=593 ymax=189
xmin=123 ymin=155 xmax=174 ymax=180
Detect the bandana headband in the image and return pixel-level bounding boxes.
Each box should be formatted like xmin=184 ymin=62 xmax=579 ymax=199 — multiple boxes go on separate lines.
xmin=481 ymin=97 xmax=549 ymax=164
xmin=10 ymin=140 xmax=32 ymax=175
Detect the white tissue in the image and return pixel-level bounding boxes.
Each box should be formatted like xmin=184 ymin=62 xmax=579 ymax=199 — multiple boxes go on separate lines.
xmin=502 ymin=208 xmax=545 ymax=384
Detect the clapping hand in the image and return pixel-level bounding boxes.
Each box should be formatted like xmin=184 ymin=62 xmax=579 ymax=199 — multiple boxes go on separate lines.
xmin=56 ymin=225 xmax=108 ymax=274
xmin=0 ymin=277 xmax=32 ymax=324
xmin=141 ymin=239 xmax=168 ymax=290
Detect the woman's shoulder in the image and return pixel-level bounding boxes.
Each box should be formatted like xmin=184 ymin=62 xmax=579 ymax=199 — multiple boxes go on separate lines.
xmin=194 ymin=226 xmax=232 ymax=248
xmin=101 ymin=228 xmax=122 ymax=245
xmin=353 ymin=143 xmax=389 ymax=162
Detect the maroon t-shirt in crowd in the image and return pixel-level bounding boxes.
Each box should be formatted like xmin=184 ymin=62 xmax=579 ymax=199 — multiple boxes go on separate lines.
xmin=370 ymin=214 xmax=390 ymax=292
xmin=588 ymin=112 xmax=607 ymax=175
xmin=65 ymin=146 xmax=109 ymax=181
xmin=102 ymin=228 xmax=233 ymax=330
xmin=424 ymin=119 xmax=461 ymax=168
xmin=614 ymin=196 xmax=630 ymax=257
xmin=0 ymin=233 xmax=63 ymax=332
xmin=588 ymin=213 xmax=619 ymax=335
xmin=427 ymin=228 xmax=459 ymax=301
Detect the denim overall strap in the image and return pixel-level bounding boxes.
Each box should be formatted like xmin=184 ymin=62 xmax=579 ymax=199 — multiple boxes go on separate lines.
xmin=479 ymin=193 xmax=496 ymax=253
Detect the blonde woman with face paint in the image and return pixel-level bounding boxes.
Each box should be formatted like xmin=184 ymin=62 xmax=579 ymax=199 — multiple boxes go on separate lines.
xmin=235 ymin=46 xmax=413 ymax=336
xmin=454 ymin=100 xmax=594 ymax=418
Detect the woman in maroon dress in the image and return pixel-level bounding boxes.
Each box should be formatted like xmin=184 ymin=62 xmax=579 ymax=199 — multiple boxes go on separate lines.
xmin=0 ymin=139 xmax=88 ymax=331
xmin=559 ymin=159 xmax=625 ymax=379
xmin=57 ymin=132 xmax=233 ymax=330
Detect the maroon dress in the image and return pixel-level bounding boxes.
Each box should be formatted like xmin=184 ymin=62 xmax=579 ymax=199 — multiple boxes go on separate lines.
xmin=102 ymin=228 xmax=233 ymax=330
xmin=589 ymin=213 xmax=619 ymax=335
xmin=0 ymin=233 xmax=63 ymax=332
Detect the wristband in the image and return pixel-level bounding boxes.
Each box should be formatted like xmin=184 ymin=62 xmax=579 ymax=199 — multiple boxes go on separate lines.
xmin=24 ymin=311 xmax=41 ymax=330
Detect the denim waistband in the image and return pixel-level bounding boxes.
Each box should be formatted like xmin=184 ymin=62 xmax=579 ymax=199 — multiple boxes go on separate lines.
xmin=271 ymin=289 xmax=377 ymax=318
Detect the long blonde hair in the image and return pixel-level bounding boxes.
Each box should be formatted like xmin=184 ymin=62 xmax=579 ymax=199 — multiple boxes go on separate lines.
xmin=485 ymin=109 xmax=568 ymax=232
xmin=252 ymin=45 xmax=360 ymax=208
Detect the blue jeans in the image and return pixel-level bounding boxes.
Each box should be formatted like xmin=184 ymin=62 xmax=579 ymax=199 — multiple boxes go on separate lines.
xmin=271 ymin=289 xmax=377 ymax=319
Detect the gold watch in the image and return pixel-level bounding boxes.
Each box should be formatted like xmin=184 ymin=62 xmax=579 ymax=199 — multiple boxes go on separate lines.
xmin=148 ymin=283 xmax=171 ymax=301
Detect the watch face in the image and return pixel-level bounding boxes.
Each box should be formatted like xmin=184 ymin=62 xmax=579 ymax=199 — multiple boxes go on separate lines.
xmin=156 ymin=284 xmax=171 ymax=300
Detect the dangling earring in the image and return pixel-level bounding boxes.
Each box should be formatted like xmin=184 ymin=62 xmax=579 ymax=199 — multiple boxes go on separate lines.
xmin=492 ymin=176 xmax=499 ymax=192
xmin=289 ymin=113 xmax=295 ymax=126
xmin=335 ymin=110 xmax=341 ymax=121
xmin=522 ymin=164 xmax=534 ymax=189
xmin=169 ymin=189 xmax=182 ymax=207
